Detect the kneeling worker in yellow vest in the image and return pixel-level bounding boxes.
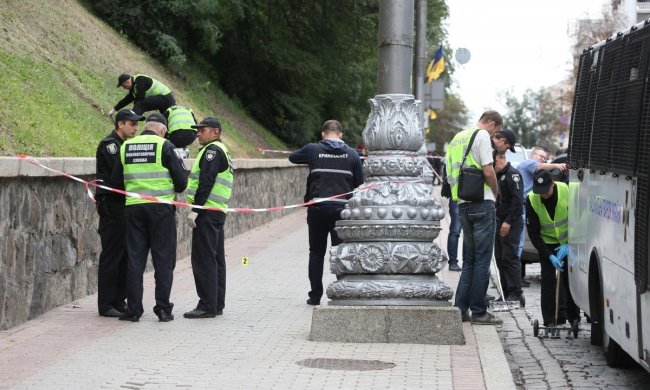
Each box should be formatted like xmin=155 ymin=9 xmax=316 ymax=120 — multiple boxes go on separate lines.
xmin=113 ymin=112 xmax=188 ymax=322
xmin=526 ymin=170 xmax=579 ymax=327
xmin=164 ymin=105 xmax=197 ymax=149
xmin=184 ymin=117 xmax=233 ymax=319
xmin=108 ymin=73 xmax=176 ymax=116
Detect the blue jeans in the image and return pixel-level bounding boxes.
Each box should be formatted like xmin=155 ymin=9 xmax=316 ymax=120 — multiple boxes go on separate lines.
xmin=454 ymin=200 xmax=497 ymax=318
xmin=447 ymin=199 xmax=462 ymax=263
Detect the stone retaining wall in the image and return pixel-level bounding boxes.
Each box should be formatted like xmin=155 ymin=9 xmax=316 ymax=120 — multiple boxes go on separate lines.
xmin=0 ymin=157 xmax=307 ymax=330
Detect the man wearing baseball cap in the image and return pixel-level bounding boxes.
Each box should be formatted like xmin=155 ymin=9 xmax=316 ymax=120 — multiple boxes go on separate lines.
xmin=493 ymin=129 xmax=517 ymax=153
xmin=95 ymin=109 xmax=143 ymax=318
xmin=526 ymin=170 xmax=579 ymax=326
xmin=107 ymin=73 xmax=176 ymax=117
xmin=183 ymin=117 xmax=233 ymax=318
xmin=112 ymin=112 xmax=187 ymax=322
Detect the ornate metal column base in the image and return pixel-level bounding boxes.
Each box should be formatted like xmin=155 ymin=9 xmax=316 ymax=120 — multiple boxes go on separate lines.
xmin=326 ymin=94 xmax=451 ymax=305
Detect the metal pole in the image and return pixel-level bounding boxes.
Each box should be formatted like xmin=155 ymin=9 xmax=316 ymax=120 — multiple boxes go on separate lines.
xmin=414 ymin=0 xmax=427 ymax=101
xmin=378 ymin=0 xmax=414 ymax=95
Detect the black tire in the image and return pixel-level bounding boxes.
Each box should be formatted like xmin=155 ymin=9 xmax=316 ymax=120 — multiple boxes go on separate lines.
xmin=533 ymin=319 xmax=539 ymax=337
xmin=572 ymin=319 xmax=579 ymax=338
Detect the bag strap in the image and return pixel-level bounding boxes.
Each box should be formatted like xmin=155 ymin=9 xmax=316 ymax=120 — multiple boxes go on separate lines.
xmin=460 ymin=129 xmax=481 ymax=169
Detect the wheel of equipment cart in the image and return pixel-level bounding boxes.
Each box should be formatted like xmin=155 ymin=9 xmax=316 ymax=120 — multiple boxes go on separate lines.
xmin=533 ymin=319 xmax=539 ymax=337
xmin=572 ymin=319 xmax=579 ymax=338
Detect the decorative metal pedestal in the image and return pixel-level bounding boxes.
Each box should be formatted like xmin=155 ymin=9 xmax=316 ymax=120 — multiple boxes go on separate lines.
xmin=326 ymin=94 xmax=452 ymax=306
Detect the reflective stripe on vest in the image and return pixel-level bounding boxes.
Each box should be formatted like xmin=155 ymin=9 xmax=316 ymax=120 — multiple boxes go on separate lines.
xmin=528 ymin=182 xmax=569 ymax=244
xmin=120 ymin=134 xmax=174 ymax=206
xmin=166 ymin=105 xmax=196 ymax=134
xmin=186 ymin=141 xmax=234 ymax=211
xmin=133 ymin=73 xmax=171 ymax=98
xmin=445 ymin=129 xmax=488 ymax=201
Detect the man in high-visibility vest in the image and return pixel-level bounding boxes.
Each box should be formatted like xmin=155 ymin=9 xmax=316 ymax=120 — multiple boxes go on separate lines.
xmin=113 ymin=112 xmax=188 ymax=322
xmin=183 ymin=117 xmax=233 ymax=319
xmin=164 ymin=105 xmax=197 ymax=149
xmin=526 ymin=169 xmax=579 ymax=326
xmin=445 ymin=110 xmax=502 ymax=325
xmin=107 ymin=73 xmax=176 ymax=116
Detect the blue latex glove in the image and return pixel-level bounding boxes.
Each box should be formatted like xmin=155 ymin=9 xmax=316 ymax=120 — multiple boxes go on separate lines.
xmin=554 ymin=244 xmax=569 ymax=262
xmin=548 ymin=254 xmax=564 ymax=271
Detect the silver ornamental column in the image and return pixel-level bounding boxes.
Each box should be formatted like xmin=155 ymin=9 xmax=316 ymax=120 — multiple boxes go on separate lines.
xmin=327 ymin=94 xmax=452 ymax=305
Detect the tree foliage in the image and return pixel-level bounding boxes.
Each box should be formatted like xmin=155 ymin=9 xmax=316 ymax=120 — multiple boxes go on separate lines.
xmin=89 ymin=0 xmax=451 ymax=146
xmin=502 ymin=87 xmax=569 ymax=151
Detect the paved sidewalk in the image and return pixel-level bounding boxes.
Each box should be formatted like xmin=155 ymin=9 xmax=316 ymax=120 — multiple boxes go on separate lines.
xmin=0 ymin=207 xmax=514 ymax=390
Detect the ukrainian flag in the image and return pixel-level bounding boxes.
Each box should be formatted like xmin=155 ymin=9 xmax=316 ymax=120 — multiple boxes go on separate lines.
xmin=426 ymin=45 xmax=445 ymax=83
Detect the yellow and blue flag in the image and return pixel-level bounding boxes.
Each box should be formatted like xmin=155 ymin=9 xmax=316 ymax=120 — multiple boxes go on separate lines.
xmin=426 ymin=45 xmax=445 ymax=83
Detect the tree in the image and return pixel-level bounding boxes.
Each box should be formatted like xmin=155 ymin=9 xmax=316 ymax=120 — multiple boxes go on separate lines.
xmin=502 ymin=87 xmax=569 ymax=151
xmin=89 ymin=0 xmax=452 ymax=146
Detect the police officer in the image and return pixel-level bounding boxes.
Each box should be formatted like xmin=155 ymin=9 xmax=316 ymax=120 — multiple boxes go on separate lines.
xmin=289 ymin=120 xmax=363 ymax=305
xmin=183 ymin=117 xmax=232 ymax=319
xmin=164 ymin=105 xmax=197 ymax=149
xmin=494 ymin=153 xmax=524 ymax=306
xmin=526 ymin=170 xmax=579 ymax=326
xmin=107 ymin=73 xmax=176 ymax=116
xmin=95 ymin=109 xmax=143 ymax=317
xmin=113 ymin=112 xmax=188 ymax=322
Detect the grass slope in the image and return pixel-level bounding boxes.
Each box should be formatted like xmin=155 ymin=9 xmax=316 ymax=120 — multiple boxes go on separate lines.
xmin=0 ymin=0 xmax=287 ymax=158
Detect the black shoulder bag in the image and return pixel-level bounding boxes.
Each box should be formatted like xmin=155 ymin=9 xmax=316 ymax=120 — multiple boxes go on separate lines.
xmin=457 ymin=130 xmax=486 ymax=202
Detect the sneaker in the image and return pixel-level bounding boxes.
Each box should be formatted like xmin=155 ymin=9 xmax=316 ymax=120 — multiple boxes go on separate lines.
xmin=472 ymin=312 xmax=503 ymax=325
xmin=448 ymin=262 xmax=462 ymax=272
xmin=485 ymin=294 xmax=496 ymax=302
xmin=306 ymin=298 xmax=320 ymax=306
xmin=461 ymin=311 xmax=471 ymax=322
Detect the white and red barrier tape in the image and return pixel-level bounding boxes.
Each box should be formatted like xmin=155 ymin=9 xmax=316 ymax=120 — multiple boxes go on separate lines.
xmin=256 ymin=147 xmax=293 ymax=155
xmin=17 ymin=155 xmax=422 ymax=214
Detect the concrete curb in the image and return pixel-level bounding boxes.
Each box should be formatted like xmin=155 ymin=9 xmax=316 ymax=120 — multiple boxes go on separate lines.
xmin=473 ymin=325 xmax=516 ymax=390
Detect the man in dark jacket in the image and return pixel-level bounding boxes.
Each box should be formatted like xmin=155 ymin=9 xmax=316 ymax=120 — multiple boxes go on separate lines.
xmin=183 ymin=117 xmax=232 ymax=319
xmin=95 ymin=109 xmax=143 ymax=317
xmin=108 ymin=73 xmax=176 ymax=116
xmin=289 ymin=120 xmax=364 ymax=305
xmin=494 ymin=153 xmax=524 ymax=306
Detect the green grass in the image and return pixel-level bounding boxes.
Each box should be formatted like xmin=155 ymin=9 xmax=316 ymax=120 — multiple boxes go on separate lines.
xmin=0 ymin=0 xmax=287 ymax=158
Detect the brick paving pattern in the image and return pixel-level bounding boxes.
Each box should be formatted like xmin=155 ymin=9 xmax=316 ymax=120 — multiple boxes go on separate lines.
xmin=0 ymin=208 xmax=505 ymax=390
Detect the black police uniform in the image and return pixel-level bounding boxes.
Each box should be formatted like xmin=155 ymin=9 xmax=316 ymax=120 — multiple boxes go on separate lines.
xmin=289 ymin=141 xmax=363 ymax=304
xmin=112 ymin=130 xmax=187 ymax=320
xmin=114 ymin=76 xmax=176 ymax=116
xmin=95 ymin=131 xmax=128 ymax=315
xmin=526 ymin=185 xmax=580 ymax=326
xmin=495 ymin=162 xmax=524 ymax=301
xmin=190 ymin=142 xmax=229 ymax=315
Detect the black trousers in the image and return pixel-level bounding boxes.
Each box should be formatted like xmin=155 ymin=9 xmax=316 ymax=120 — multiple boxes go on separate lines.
xmin=167 ymin=129 xmax=197 ymax=148
xmin=125 ymin=203 xmax=177 ymax=317
xmin=190 ymin=212 xmax=227 ymax=313
xmin=307 ymin=204 xmax=344 ymax=302
xmin=539 ymin=243 xmax=580 ymax=325
xmin=494 ymin=219 xmax=523 ymax=298
xmin=132 ymin=93 xmax=176 ymax=115
xmin=96 ymin=200 xmax=128 ymax=314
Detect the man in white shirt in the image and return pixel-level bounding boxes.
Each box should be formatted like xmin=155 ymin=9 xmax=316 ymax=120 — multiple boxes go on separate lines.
xmin=445 ymin=110 xmax=502 ymax=325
